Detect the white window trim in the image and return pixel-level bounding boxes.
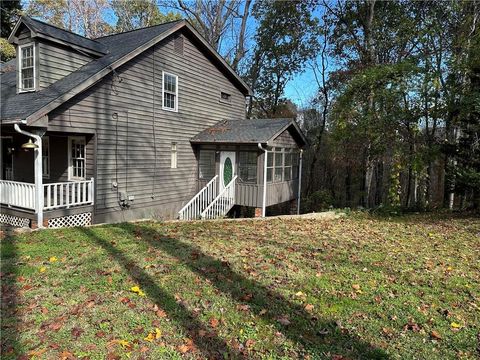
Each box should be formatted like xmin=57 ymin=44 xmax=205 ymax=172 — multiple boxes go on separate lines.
xmin=42 ymin=136 xmax=50 ymax=179
xmin=68 ymin=136 xmax=86 ymax=181
xmin=18 ymin=43 xmax=36 ymax=93
xmin=162 ymin=71 xmax=178 ymax=112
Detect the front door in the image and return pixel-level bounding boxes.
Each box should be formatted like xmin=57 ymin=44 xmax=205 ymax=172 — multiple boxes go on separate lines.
xmin=219 ymin=151 xmax=235 ymax=192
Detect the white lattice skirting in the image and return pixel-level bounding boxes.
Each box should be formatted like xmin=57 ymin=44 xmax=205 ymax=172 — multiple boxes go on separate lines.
xmin=0 ymin=213 xmax=31 ymax=228
xmin=48 ymin=212 xmax=92 ymax=228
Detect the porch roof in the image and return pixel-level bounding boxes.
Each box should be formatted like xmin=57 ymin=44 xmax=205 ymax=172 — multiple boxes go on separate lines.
xmin=190 ymin=118 xmax=307 ymax=147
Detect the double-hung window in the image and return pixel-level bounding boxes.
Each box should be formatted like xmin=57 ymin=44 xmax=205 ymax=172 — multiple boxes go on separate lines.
xmin=162 ymin=72 xmax=178 ymax=112
xmin=68 ymin=136 xmax=86 ymax=180
xmin=238 ymin=152 xmax=257 ymax=183
xmin=19 ymin=44 xmax=35 ymax=92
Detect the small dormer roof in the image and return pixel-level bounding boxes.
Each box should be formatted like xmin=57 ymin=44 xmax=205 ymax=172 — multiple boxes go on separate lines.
xmin=8 ymin=16 xmax=108 ymax=56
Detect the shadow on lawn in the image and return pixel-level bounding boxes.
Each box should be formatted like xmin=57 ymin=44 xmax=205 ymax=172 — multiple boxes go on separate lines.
xmin=119 ymin=222 xmax=388 ymax=359
xmin=0 ymin=232 xmax=22 ymax=358
xmin=80 ymin=227 xmax=245 ymax=359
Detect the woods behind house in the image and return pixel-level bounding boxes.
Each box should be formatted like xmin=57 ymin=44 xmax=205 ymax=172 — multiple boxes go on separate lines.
xmin=1 ymin=0 xmax=479 ymax=212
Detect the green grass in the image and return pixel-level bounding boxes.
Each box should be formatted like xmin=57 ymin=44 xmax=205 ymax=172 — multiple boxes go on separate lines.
xmin=1 ymin=212 xmax=479 ymax=359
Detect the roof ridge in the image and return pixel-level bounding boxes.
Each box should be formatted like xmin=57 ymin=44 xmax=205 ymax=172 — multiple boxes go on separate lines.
xmin=25 ymin=16 xmax=104 ymax=45
xmin=94 ymin=19 xmax=185 ymax=40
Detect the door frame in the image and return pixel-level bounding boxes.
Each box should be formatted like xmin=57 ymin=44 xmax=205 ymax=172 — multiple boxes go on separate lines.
xmin=219 ymin=151 xmax=236 ymax=193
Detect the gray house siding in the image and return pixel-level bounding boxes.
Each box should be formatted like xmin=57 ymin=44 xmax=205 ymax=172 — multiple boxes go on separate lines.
xmin=47 ymin=30 xmax=246 ymax=223
xmin=38 ymin=41 xmax=93 ymax=89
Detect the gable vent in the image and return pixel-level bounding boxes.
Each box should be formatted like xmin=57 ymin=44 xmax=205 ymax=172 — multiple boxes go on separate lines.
xmin=174 ymin=35 xmax=184 ymax=55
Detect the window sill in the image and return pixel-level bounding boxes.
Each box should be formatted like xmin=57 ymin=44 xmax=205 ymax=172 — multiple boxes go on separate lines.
xmin=162 ymin=106 xmax=178 ymax=113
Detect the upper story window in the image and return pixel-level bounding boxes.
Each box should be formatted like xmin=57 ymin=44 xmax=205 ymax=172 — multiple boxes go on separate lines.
xmin=220 ymin=91 xmax=231 ymax=103
xmin=19 ymin=44 xmax=35 ymax=92
xmin=162 ymin=72 xmax=178 ymax=112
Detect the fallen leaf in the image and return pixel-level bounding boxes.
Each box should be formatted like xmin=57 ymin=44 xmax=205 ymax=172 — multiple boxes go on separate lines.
xmin=49 ymin=256 xmax=58 ymax=263
xmin=431 ymin=330 xmax=442 ymax=340
xmin=277 ymin=316 xmax=291 ymax=326
xmin=39 ymin=267 xmax=46 ymax=273
xmin=156 ymin=309 xmax=167 ymax=318
xmin=209 ymin=317 xmax=219 ymax=328
xmin=304 ymin=304 xmax=314 ymax=312
xmin=352 ymin=284 xmax=361 ymax=291
xmin=71 ymin=326 xmax=84 ymax=338
xmin=130 ymin=286 xmax=146 ymax=296
xmin=451 ymin=322 xmax=462 ymax=329
xmin=177 ymin=344 xmax=189 ymax=353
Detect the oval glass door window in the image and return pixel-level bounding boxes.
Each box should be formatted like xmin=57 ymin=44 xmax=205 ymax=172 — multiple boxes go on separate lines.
xmin=223 ymin=157 xmax=233 ymax=185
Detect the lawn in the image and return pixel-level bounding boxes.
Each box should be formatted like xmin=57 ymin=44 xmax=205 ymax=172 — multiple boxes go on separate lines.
xmin=1 ymin=213 xmax=479 ymax=359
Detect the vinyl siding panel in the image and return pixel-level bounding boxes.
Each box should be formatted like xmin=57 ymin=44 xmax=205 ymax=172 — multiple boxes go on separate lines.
xmin=38 ymin=40 xmax=93 ymax=89
xmin=48 ymin=31 xmax=246 ymax=221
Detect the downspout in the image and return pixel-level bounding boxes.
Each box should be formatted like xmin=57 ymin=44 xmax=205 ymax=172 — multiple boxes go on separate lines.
xmin=14 ymin=124 xmax=44 ymax=228
xmin=258 ymin=143 xmax=268 ymax=217
xmin=297 ymin=149 xmax=303 ymax=215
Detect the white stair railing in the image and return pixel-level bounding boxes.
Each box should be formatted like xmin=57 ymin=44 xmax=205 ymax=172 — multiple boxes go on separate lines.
xmin=44 ymin=178 xmax=95 ymax=210
xmin=178 ymin=175 xmax=218 ymax=220
xmin=201 ymin=175 xmax=237 ymax=220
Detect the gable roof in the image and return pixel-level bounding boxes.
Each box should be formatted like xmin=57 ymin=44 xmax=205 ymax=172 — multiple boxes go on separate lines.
xmin=1 ymin=17 xmax=251 ymax=125
xmin=9 ymin=16 xmax=108 ymax=56
xmin=190 ymin=118 xmax=308 ymax=147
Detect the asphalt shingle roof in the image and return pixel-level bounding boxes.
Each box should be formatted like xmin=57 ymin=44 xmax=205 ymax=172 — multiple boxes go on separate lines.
xmin=22 ymin=17 xmax=108 ymax=54
xmin=1 ymin=19 xmax=182 ymax=122
xmin=190 ymin=118 xmax=295 ymax=144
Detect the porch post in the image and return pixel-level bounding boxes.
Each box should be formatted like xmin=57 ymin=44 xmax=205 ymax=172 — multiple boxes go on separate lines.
xmin=297 ymin=149 xmax=303 ymax=215
xmin=258 ymin=143 xmax=268 ymax=217
xmin=14 ymin=124 xmax=44 ymax=228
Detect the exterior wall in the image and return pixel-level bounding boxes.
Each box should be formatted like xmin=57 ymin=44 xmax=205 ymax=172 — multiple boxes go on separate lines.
xmin=47 ymin=30 xmax=246 ymax=223
xmin=38 ymin=40 xmax=93 ymax=89
xmin=271 ymin=128 xmax=298 ymax=148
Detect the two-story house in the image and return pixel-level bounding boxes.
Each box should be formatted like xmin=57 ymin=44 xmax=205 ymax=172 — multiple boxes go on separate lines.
xmin=0 ymin=16 xmax=307 ymax=228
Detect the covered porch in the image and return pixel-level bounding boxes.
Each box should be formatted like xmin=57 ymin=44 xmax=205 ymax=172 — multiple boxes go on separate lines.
xmin=0 ymin=125 xmax=95 ymax=228
xmin=178 ymin=118 xmax=307 ymax=220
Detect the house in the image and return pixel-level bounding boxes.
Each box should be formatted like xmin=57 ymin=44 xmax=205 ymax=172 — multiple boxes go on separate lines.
xmin=0 ymin=16 xmax=307 ymax=229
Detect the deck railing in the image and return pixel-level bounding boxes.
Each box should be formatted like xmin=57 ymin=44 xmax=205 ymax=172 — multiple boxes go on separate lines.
xmin=178 ymin=175 xmax=218 ymax=220
xmin=201 ymin=176 xmax=237 ymax=220
xmin=0 ymin=180 xmax=36 ymax=210
xmin=44 ymin=178 xmax=95 ymax=210
xmin=0 ymin=178 xmax=94 ymax=211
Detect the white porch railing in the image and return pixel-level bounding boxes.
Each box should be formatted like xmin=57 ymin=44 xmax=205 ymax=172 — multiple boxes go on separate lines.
xmin=0 ymin=178 xmax=94 ymax=211
xmin=44 ymin=178 xmax=95 ymax=210
xmin=201 ymin=175 xmax=237 ymax=220
xmin=178 ymin=175 xmax=218 ymax=220
xmin=0 ymin=180 xmax=36 ymax=210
